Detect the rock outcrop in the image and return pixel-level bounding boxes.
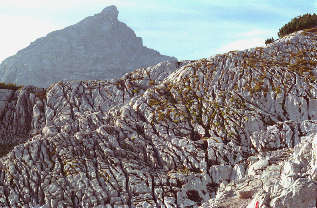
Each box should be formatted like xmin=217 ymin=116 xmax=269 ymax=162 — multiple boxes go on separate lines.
xmin=0 ymin=6 xmax=176 ymax=87
xmin=201 ymin=121 xmax=317 ymax=208
xmin=0 ymin=30 xmax=317 ymax=208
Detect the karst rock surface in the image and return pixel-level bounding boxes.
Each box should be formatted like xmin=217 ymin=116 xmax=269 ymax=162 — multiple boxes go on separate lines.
xmin=0 ymin=5 xmax=176 ymax=88
xmin=0 ymin=31 xmax=317 ymax=208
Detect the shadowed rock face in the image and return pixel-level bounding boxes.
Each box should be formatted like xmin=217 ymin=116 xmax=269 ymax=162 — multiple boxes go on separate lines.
xmin=0 ymin=31 xmax=317 ymax=208
xmin=0 ymin=5 xmax=176 ymax=88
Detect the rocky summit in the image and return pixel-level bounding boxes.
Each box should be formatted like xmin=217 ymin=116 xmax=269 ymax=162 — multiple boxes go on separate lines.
xmin=0 ymin=6 xmax=176 ymax=88
xmin=0 ymin=30 xmax=317 ymax=208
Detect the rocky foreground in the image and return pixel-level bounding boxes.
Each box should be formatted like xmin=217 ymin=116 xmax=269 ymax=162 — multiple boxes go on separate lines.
xmin=0 ymin=6 xmax=176 ymax=87
xmin=0 ymin=30 xmax=317 ymax=208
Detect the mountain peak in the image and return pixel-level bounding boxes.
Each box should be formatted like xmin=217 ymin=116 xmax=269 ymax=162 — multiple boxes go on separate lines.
xmin=100 ymin=5 xmax=118 ymax=18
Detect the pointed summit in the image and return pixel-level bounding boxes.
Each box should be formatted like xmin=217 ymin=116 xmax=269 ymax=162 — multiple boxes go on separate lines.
xmin=79 ymin=5 xmax=119 ymax=25
xmin=0 ymin=6 xmax=176 ymax=87
xmin=100 ymin=5 xmax=118 ymax=18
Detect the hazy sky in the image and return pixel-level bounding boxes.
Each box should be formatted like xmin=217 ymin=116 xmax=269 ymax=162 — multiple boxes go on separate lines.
xmin=0 ymin=0 xmax=316 ymax=62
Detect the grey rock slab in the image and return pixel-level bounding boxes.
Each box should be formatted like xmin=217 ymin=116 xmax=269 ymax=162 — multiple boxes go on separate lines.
xmin=1 ymin=30 xmax=317 ymax=207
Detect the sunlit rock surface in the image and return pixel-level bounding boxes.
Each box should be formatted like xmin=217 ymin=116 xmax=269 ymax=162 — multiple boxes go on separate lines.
xmin=0 ymin=6 xmax=176 ymax=87
xmin=0 ymin=30 xmax=317 ymax=207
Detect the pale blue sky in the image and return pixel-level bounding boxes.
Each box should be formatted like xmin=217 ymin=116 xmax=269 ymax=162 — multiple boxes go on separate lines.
xmin=0 ymin=0 xmax=316 ymax=62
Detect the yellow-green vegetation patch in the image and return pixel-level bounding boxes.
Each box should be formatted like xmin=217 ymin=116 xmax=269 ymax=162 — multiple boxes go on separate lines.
xmin=0 ymin=82 xmax=23 ymax=90
xmin=304 ymin=27 xmax=317 ymax=33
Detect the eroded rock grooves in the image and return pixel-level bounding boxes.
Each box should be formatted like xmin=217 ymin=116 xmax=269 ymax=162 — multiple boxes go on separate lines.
xmin=0 ymin=31 xmax=317 ymax=208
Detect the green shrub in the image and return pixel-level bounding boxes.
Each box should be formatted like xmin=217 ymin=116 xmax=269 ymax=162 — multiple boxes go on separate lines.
xmin=265 ymin=37 xmax=274 ymax=45
xmin=278 ymin=13 xmax=317 ymax=38
xmin=0 ymin=82 xmax=23 ymax=90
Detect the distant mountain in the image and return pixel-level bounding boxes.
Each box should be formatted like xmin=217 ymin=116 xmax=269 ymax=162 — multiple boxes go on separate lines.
xmin=0 ymin=5 xmax=176 ymax=87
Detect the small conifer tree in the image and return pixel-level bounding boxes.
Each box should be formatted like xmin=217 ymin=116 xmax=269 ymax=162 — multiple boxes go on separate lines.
xmin=265 ymin=37 xmax=274 ymax=45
